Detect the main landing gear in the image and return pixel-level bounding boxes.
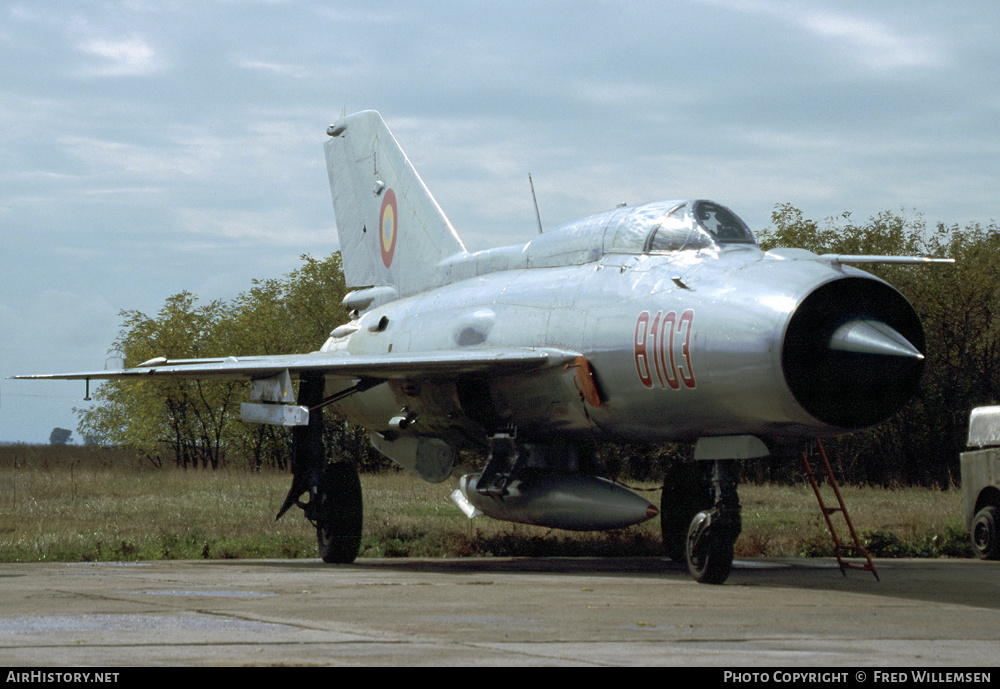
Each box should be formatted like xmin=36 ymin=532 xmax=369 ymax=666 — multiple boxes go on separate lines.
xmin=276 ymin=374 xmax=364 ymax=564
xmin=314 ymin=461 xmax=363 ymax=563
xmin=661 ymin=460 xmax=742 ymax=584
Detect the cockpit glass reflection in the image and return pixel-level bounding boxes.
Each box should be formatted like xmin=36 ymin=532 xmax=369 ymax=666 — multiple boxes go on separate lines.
xmin=694 ymin=202 xmax=754 ymax=243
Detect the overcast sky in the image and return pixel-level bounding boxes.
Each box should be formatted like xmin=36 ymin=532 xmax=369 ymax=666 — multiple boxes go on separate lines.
xmin=2 ymin=1 xmax=998 ymax=443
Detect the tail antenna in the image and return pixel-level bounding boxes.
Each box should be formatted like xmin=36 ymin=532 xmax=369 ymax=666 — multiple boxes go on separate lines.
xmin=528 ymin=173 xmax=543 ymax=234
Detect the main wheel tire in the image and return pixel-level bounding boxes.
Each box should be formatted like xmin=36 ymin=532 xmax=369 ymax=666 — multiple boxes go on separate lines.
xmin=686 ymin=511 xmax=734 ymax=585
xmin=971 ymin=505 xmax=999 ymax=561
xmin=661 ymin=463 xmax=712 ymax=561
xmin=316 ymin=462 xmax=363 ymax=564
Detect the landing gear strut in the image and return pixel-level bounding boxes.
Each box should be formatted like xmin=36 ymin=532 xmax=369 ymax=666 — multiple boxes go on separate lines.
xmin=276 ymin=373 xmax=363 ymax=564
xmin=686 ymin=460 xmax=741 ymax=584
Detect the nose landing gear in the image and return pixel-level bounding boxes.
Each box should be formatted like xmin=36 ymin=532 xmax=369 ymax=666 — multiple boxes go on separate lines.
xmin=662 ymin=459 xmax=742 ymax=584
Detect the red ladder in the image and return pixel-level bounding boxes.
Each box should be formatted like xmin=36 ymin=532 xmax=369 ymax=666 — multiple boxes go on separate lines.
xmin=801 ymin=439 xmax=879 ymax=581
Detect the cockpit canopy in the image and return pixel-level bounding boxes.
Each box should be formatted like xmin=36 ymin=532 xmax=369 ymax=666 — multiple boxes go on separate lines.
xmin=606 ymin=200 xmax=755 ymax=254
xmin=459 ymin=199 xmax=758 ymax=277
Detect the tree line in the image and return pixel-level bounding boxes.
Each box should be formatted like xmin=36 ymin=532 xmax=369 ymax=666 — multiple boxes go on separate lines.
xmin=77 ymin=208 xmax=1000 ymax=486
xmin=76 ymin=254 xmax=385 ymax=472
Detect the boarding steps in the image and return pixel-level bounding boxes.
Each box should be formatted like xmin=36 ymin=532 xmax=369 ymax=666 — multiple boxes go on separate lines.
xmin=801 ymin=439 xmax=879 ymax=581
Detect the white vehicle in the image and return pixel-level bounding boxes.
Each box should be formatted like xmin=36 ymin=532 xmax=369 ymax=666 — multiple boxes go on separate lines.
xmin=961 ymin=406 xmax=1000 ymax=560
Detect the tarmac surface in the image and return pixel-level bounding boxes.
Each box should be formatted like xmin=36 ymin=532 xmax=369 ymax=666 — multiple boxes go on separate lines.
xmin=0 ymin=556 xmax=997 ymax=667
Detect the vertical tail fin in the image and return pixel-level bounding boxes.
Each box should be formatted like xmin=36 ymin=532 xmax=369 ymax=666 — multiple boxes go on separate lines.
xmin=324 ymin=111 xmax=467 ymax=298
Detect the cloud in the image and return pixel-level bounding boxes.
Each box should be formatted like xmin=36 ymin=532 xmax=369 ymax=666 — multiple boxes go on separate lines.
xmin=58 ymin=132 xmax=226 ymax=183
xmin=795 ymin=10 xmax=944 ymax=71
xmin=176 ymin=208 xmax=334 ymax=247
xmin=77 ymin=36 xmax=163 ymax=77
xmin=694 ymin=0 xmax=946 ymax=72
xmin=238 ymin=60 xmax=307 ymax=78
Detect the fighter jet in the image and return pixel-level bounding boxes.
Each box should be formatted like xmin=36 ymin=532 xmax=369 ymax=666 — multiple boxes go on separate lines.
xmin=14 ymin=111 xmax=951 ymax=584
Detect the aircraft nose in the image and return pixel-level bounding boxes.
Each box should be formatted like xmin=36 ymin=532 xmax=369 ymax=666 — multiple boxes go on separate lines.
xmin=829 ymin=319 xmax=924 ymax=361
xmin=782 ymin=277 xmax=925 ymax=430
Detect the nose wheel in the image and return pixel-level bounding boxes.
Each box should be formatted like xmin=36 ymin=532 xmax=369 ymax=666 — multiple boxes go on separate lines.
xmin=685 ymin=508 xmax=738 ymax=584
xmin=662 ymin=459 xmax=741 ymax=584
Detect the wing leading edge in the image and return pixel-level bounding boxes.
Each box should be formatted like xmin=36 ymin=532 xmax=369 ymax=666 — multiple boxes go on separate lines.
xmin=12 ymin=347 xmax=580 ymax=383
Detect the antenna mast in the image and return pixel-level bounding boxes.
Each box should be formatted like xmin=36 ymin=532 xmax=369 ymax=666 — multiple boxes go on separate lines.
xmin=528 ymin=173 xmax=543 ymax=234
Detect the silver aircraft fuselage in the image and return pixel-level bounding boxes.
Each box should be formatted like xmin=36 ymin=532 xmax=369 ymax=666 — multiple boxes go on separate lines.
xmin=322 ymin=199 xmax=924 ymax=453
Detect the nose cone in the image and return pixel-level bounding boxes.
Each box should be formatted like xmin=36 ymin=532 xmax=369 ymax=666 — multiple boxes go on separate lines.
xmin=829 ymin=319 xmax=924 ymax=361
xmin=783 ymin=277 xmax=925 ymax=430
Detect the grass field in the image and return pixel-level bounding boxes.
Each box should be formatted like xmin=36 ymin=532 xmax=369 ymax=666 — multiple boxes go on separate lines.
xmin=0 ymin=444 xmax=972 ymax=563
